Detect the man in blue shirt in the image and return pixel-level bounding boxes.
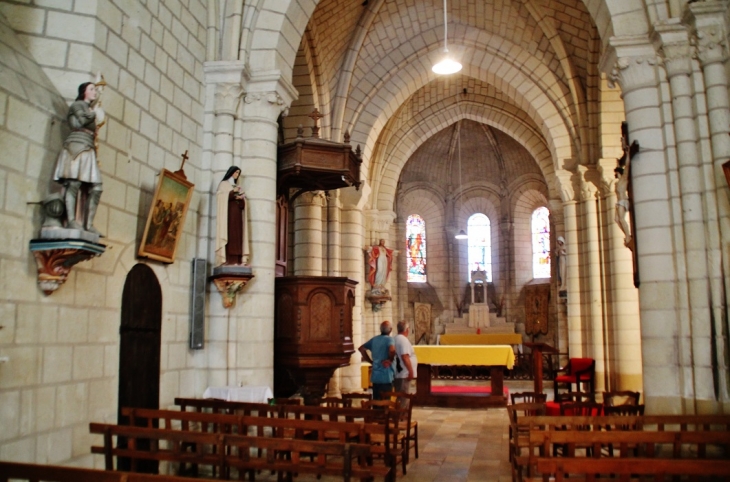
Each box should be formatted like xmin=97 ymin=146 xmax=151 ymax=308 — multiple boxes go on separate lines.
xmin=358 ymin=321 xmax=396 ymax=400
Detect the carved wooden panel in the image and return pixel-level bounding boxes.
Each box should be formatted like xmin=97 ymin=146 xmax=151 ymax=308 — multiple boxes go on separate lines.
xmin=414 ymin=302 xmax=431 ymax=344
xmin=309 ymin=292 xmax=332 ymax=340
xmin=524 ymin=283 xmax=550 ymax=335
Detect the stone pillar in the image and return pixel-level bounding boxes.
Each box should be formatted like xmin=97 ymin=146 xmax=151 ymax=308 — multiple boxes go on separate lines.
xmin=555 ymin=170 xmax=580 ymax=363
xmin=603 ymin=37 xmax=683 ymax=413
xmin=685 ymin=2 xmax=730 ymax=406
xmin=339 ymin=183 xmax=371 ymax=393
xmin=292 ymin=191 xmax=325 ymax=276
xmin=327 ymin=191 xmax=342 ymax=276
xmin=204 ymin=63 xmax=246 ymax=387
xmin=578 ymin=169 xmax=606 ymax=393
xmin=656 ymin=23 xmax=717 ymax=406
xmin=549 ymin=199 xmax=567 ymax=354
xmin=231 ymin=72 xmax=297 ymax=388
xmin=598 ymin=159 xmax=642 ymax=392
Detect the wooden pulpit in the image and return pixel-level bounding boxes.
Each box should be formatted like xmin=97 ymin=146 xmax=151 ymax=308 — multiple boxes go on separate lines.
xmin=274 ymin=276 xmax=357 ymax=404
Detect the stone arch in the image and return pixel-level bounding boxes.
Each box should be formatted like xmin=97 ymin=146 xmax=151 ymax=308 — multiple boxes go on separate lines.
xmin=342 ymin=28 xmax=578 ymax=169
xmin=374 ymin=102 xmax=556 ymax=213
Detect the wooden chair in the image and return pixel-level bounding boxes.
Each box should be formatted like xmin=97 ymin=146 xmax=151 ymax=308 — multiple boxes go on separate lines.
xmin=362 ymin=399 xmax=397 ymax=410
xmin=510 ymin=391 xmax=547 ymax=405
xmin=267 ymin=397 xmax=302 ymax=406
xmin=341 ymin=392 xmax=372 ymax=408
xmin=602 ymin=390 xmax=640 ymax=406
xmin=555 ymin=391 xmax=594 ymax=403
xmin=360 ymin=405 xmax=405 ymax=479
xmin=603 ymin=404 xmax=644 ymax=416
xmin=320 ymin=396 xmax=353 ymax=408
xmin=553 ymin=358 xmax=595 ymax=399
xmin=383 ymin=391 xmax=418 ymax=465
xmin=559 ymin=401 xmax=603 ymax=416
xmin=507 ymin=402 xmax=547 ymax=470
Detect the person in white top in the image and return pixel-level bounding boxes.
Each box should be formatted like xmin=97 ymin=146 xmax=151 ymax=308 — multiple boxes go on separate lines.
xmin=393 ymin=320 xmax=417 ymax=407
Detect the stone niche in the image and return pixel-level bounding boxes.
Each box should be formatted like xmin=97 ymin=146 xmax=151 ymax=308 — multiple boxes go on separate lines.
xmin=274 ymin=276 xmax=357 ymax=404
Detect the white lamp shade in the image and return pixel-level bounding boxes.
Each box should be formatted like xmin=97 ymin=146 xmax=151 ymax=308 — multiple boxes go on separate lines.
xmin=455 ymin=229 xmax=468 ymax=239
xmin=432 ymin=57 xmax=462 ymax=75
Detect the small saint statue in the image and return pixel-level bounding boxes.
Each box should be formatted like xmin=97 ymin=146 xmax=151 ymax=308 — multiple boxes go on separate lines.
xmin=53 ymin=78 xmax=106 ymax=235
xmin=556 ymin=236 xmax=567 ymax=296
xmin=367 ymin=239 xmax=394 ymax=292
xmin=215 ymin=166 xmax=250 ymax=266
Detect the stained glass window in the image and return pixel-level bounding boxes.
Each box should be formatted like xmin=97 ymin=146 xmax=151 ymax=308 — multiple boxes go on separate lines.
xmin=467 ymin=213 xmax=492 ymax=281
xmin=532 ymin=207 xmax=551 ymax=278
xmin=406 ymin=214 xmax=427 ymax=282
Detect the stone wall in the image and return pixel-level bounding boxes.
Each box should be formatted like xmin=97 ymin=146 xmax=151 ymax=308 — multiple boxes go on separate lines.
xmin=0 ymin=1 xmax=208 ymax=465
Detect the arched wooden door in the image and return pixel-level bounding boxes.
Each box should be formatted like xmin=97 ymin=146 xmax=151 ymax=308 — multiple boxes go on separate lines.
xmin=118 ymin=263 xmax=162 ymax=472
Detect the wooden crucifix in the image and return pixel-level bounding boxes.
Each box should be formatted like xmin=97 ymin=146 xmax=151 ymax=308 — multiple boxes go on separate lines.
xmin=308 ymin=109 xmax=324 ymax=138
xmin=615 ymin=122 xmax=640 ymax=287
xmin=174 ymin=150 xmax=189 ymax=180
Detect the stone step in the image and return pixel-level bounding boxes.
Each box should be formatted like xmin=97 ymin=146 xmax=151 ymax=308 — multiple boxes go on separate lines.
xmin=443 ymin=321 xmax=516 ymax=334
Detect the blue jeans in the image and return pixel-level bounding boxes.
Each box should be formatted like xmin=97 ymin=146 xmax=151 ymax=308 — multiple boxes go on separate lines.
xmin=372 ymin=382 xmax=394 ymax=401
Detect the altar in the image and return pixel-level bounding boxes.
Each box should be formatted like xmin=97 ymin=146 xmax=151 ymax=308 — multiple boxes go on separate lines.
xmin=413 ymin=345 xmax=515 ymax=408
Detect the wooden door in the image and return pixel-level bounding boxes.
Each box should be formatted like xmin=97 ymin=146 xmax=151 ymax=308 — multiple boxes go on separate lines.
xmin=117 ymin=263 xmax=162 ymax=472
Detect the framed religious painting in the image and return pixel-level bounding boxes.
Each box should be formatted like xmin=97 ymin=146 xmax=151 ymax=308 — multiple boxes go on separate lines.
xmin=138 ymin=169 xmax=194 ymax=263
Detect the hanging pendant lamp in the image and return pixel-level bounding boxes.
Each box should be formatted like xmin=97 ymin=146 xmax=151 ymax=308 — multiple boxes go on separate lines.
xmin=432 ymin=0 xmax=462 ymax=75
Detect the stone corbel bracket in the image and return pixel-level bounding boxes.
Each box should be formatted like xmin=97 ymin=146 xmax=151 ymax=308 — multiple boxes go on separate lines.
xmin=210 ymin=265 xmax=254 ymax=308
xmin=366 ymin=289 xmax=391 ymax=312
xmin=29 ymin=239 xmax=106 ymax=295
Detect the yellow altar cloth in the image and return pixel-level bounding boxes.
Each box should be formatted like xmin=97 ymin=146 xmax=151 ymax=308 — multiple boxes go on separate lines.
xmin=439 ymin=333 xmax=523 ymax=346
xmin=414 ymin=345 xmax=515 ymax=369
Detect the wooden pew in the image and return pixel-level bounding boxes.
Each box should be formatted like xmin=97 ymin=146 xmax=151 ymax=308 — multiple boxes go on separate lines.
xmin=512 ymin=415 xmax=730 ymax=482
xmin=111 ymin=407 xmax=403 ymax=479
xmin=89 ymin=423 xmax=390 ymax=481
xmin=0 ymin=461 xmax=222 ymax=482
xmin=536 ymin=458 xmax=730 ymax=482
xmin=172 ymin=397 xmax=407 ymax=477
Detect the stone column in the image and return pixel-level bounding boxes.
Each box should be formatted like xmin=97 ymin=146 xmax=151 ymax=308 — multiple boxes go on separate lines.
xmin=578 ymin=169 xmax=606 ymax=393
xmin=598 ymin=159 xmax=642 ymax=392
xmin=602 ymin=37 xmax=683 ymax=413
xmin=204 ymin=63 xmax=245 ymax=387
xmin=339 ymin=183 xmax=371 ymax=393
xmin=231 ymin=72 xmax=297 ymax=388
xmin=327 ymin=191 xmax=342 ymax=276
xmin=548 ymin=198 xmax=567 ymax=354
xmin=685 ymin=2 xmax=730 ymax=406
xmin=656 ymin=23 xmax=717 ymax=406
xmin=292 ymin=191 xmax=325 ymax=276
xmin=555 ymin=170 xmax=580 ymax=363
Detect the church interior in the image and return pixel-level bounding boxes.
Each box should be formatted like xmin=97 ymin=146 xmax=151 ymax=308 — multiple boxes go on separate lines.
xmin=0 ymin=0 xmax=729 ymax=475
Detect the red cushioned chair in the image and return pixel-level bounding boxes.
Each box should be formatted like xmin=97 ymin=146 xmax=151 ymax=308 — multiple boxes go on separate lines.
xmin=553 ymin=358 xmax=595 ymax=400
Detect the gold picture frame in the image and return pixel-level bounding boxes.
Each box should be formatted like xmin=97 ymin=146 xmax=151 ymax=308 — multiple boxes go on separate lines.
xmin=138 ymin=169 xmax=194 ymax=263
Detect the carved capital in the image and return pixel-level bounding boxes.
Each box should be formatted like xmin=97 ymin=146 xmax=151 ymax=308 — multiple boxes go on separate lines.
xmin=578 ymin=165 xmax=599 ymax=201
xmin=653 ymin=23 xmax=693 ymax=77
xmin=365 ymin=209 xmax=397 ymax=235
xmin=597 ymin=158 xmax=619 ymax=196
xmin=214 ymin=83 xmax=243 ymax=116
xmin=685 ymin=2 xmax=729 ymax=66
xmin=242 ymin=69 xmax=299 ymax=119
xmin=601 ymin=37 xmax=659 ymax=92
xmin=554 ymin=169 xmax=575 ymax=202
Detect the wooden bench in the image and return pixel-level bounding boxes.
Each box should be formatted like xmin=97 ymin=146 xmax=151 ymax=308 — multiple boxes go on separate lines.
xmin=89 ymin=423 xmax=390 ymax=481
xmin=535 ymin=458 xmax=730 ymax=481
xmin=172 ymin=397 xmax=407 ymax=477
xmin=0 ymin=461 xmax=222 ymax=482
xmin=512 ymin=415 xmax=730 ymax=482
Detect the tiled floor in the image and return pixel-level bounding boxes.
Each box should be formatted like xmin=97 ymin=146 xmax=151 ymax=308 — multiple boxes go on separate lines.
xmin=236 ymin=380 xmax=536 ymax=481
xmin=398 ymin=405 xmax=512 ymax=482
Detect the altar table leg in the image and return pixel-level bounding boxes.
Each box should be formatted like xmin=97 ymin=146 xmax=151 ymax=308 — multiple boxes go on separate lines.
xmin=490 ymin=366 xmax=504 ymax=398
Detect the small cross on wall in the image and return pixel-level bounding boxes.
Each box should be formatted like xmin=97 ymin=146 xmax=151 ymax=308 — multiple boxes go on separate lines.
xmin=308 ymin=109 xmax=324 ymax=138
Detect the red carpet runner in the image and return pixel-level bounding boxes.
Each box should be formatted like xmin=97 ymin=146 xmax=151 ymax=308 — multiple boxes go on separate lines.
xmin=430 ymin=385 xmax=509 ymax=396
